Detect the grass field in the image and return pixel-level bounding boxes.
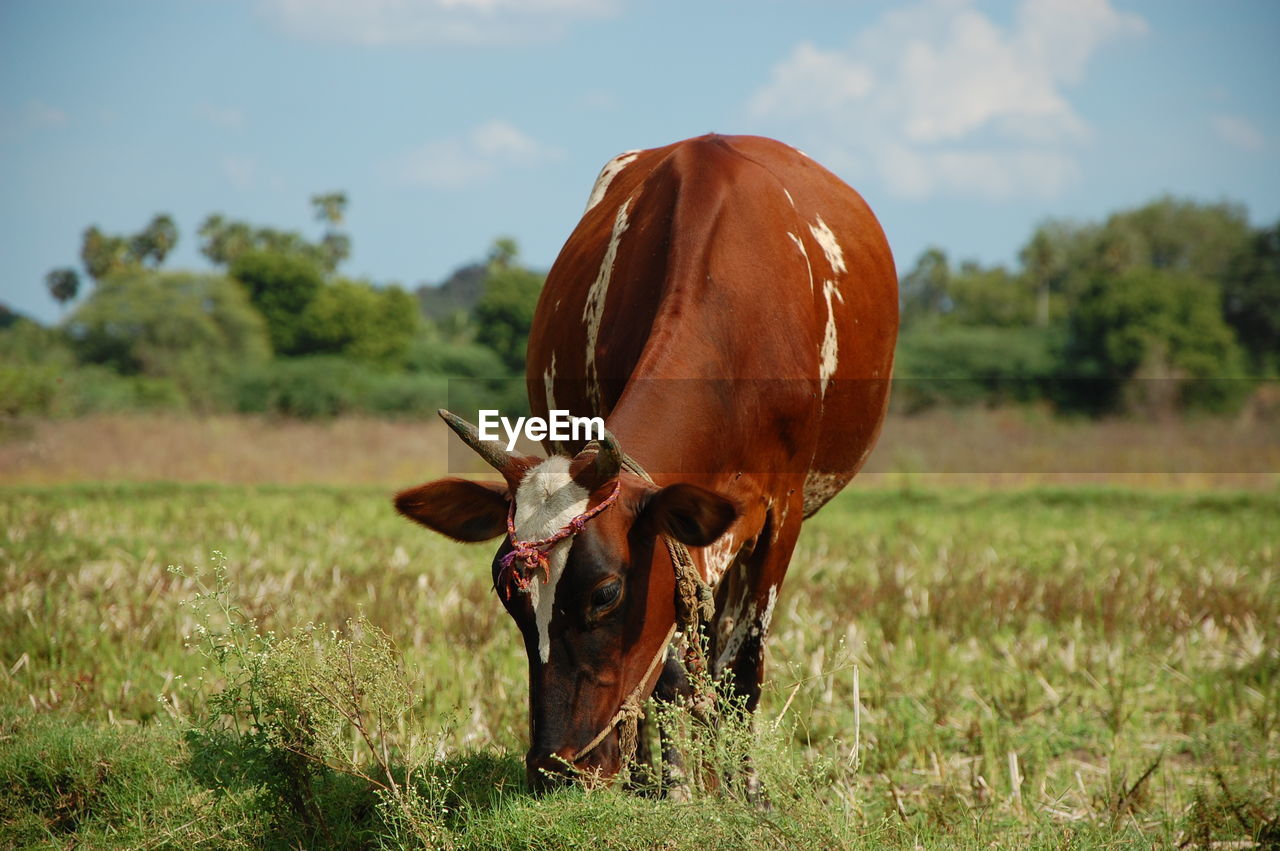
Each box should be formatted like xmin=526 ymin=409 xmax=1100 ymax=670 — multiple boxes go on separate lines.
xmin=3 ymin=408 xmax=1278 ymax=489
xmin=2 ymin=456 xmax=1277 ymax=847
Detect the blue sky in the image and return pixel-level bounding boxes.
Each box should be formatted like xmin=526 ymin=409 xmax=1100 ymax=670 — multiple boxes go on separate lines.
xmin=2 ymin=0 xmax=1277 ymax=324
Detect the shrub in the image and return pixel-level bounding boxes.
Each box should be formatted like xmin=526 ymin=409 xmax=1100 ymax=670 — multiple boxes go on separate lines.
xmin=296 ymin=279 xmax=422 ymax=368
xmin=893 ymin=323 xmax=1060 ymax=412
xmin=229 ymin=250 xmax=325 ymax=356
xmin=234 ymin=356 xmax=376 ymax=418
xmin=1059 ymin=267 xmax=1250 ymax=414
xmin=405 ymin=335 xmax=507 ymax=378
xmin=233 ymin=356 xmax=457 ymax=418
xmin=65 ymin=269 xmax=270 ymax=411
xmin=173 ymin=555 xmax=446 ymax=847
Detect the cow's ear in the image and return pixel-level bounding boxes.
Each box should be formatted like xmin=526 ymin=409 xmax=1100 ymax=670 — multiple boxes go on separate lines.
xmin=638 ymin=483 xmax=739 ymax=547
xmin=394 ymin=478 xmax=509 ymax=542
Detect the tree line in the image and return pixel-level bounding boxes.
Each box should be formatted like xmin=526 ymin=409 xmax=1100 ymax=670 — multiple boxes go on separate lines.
xmin=1 ymin=193 xmax=1275 ymax=420
xmin=2 ymin=194 xmax=539 ymax=419
xmin=894 ymin=196 xmax=1278 ymax=414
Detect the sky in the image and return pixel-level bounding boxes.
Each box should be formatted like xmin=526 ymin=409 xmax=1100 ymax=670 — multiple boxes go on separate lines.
xmin=2 ymin=0 xmax=1278 ymax=325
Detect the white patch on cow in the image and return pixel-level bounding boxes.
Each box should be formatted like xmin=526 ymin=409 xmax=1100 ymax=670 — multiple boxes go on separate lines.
xmin=802 ymin=471 xmax=849 ymax=516
xmin=542 ymin=352 xmax=565 ymax=454
xmin=753 ymin=586 xmax=778 ymax=640
xmin=787 ymin=232 xmax=814 ymax=293
xmin=808 ymin=215 xmax=847 ymax=276
xmin=583 ymin=198 xmax=632 ymax=409
xmin=702 ymin=534 xmax=737 ymax=588
xmin=585 ymin=150 xmax=640 ymax=213
xmin=783 ymin=188 xmax=795 ymax=208
xmin=715 ymin=594 xmax=756 ymax=674
xmin=714 ymin=586 xmax=779 ymax=673
xmin=819 ymin=280 xmax=839 ymax=393
xmin=513 ymin=456 xmax=589 ymax=664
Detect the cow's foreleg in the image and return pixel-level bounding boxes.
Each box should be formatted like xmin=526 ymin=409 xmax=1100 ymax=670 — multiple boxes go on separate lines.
xmin=715 ymin=500 xmax=803 ymax=806
xmin=651 ymin=648 xmax=694 ymax=800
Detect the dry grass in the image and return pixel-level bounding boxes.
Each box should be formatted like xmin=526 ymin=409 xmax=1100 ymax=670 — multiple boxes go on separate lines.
xmin=2 ymin=409 xmax=1277 ymax=490
xmin=0 ymin=415 xmax=451 ymax=486
xmin=862 ymin=407 xmax=1280 ymax=490
xmin=2 ymin=483 xmax=1275 ymax=847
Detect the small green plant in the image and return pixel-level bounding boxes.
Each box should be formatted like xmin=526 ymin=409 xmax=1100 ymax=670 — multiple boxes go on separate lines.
xmin=171 ymin=553 xmax=447 ymax=846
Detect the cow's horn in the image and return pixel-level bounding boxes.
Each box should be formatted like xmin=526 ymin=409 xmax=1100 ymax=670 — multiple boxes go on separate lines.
xmin=438 ymin=409 xmax=525 ymax=483
xmin=580 ymin=427 xmax=623 ymax=484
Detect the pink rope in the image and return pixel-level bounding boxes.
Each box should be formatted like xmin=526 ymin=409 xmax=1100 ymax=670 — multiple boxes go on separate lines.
xmin=498 ymin=481 xmax=621 ymax=599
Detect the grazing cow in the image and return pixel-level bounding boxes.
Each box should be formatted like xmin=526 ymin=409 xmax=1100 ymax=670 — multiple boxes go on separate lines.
xmin=395 ymin=134 xmax=897 ymax=792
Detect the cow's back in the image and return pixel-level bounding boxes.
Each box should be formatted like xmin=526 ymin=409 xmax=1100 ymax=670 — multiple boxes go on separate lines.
xmin=527 ymin=134 xmax=897 ymax=516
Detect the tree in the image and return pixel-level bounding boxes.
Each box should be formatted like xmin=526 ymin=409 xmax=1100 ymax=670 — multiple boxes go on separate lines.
xmin=487 ymin=236 xmax=519 ymax=269
xmin=80 ymin=226 xmax=132 ymax=282
xmin=202 ymin=194 xmax=351 ymax=274
xmin=311 ymin=192 xmax=351 ymax=271
xmin=1061 ymin=267 xmax=1246 ymax=413
xmin=66 ymin=269 xmax=270 ymax=408
xmin=199 ymin=215 xmax=322 ymax=269
xmin=311 ymin=192 xmax=347 ymax=228
xmin=899 ymin=247 xmax=952 ymax=325
xmin=198 ymin=214 xmax=252 ymax=266
xmin=297 ymin=279 xmax=421 ymax=367
xmin=45 ymin=268 xmax=81 ymax=308
xmin=229 ymin=250 xmax=325 ymax=356
xmin=1223 ymin=221 xmax=1280 ymax=374
xmin=473 ymin=241 xmax=544 ymax=373
xmin=77 ymin=215 xmax=181 ymax=282
xmin=947 ymin=262 xmax=1037 ymax=328
xmin=129 ymin=214 xmax=179 ymax=267
xmin=1097 ymin=197 xmax=1251 ymax=281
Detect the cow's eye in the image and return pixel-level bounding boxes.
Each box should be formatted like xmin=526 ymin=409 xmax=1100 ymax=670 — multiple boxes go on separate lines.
xmin=588 ymin=579 xmax=623 ymax=616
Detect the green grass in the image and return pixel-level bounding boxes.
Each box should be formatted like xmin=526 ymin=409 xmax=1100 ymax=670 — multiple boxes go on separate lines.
xmin=2 ymin=483 xmax=1277 ymax=847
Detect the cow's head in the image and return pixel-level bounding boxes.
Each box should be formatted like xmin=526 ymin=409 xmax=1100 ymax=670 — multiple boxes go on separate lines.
xmin=394 ymin=411 xmax=737 ymax=791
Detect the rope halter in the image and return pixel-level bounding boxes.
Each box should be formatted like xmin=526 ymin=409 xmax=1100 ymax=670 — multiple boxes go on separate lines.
xmin=498 ymin=481 xmax=622 ymax=599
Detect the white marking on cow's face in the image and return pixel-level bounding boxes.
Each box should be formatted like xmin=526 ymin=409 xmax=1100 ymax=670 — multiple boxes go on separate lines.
xmin=787 ymin=232 xmax=814 ymax=293
xmin=808 ymin=215 xmax=847 ymax=276
xmin=513 ymin=456 xmax=589 ymax=664
xmin=783 ymin=188 xmax=795 ymax=208
xmin=582 ymin=198 xmax=632 ymax=409
xmin=585 ymin=150 xmax=641 ymax=213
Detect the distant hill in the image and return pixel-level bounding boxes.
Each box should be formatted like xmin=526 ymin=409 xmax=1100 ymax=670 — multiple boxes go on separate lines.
xmin=415 ymin=262 xmax=487 ymax=321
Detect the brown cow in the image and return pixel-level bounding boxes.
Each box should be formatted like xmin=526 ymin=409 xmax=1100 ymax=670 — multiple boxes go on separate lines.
xmin=395 ymin=134 xmax=897 ymax=792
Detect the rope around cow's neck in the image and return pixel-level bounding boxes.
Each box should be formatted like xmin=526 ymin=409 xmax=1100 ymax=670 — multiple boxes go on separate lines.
xmin=568 ymin=452 xmax=717 ymax=776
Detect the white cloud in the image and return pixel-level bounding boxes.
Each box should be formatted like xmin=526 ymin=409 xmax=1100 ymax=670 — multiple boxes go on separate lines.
xmin=258 ymin=0 xmax=616 ymax=46
xmin=196 ymin=103 xmax=246 ymax=130
xmin=26 ymin=100 xmax=69 ymax=130
xmin=392 ymin=120 xmax=562 ymax=189
xmin=1212 ymin=114 xmax=1264 ymax=152
xmin=0 ymin=100 xmax=69 ymax=139
xmin=880 ymin=145 xmax=1080 ymax=200
xmin=747 ymin=43 xmax=873 ymax=120
xmin=578 ymin=90 xmax=619 ymax=112
xmin=748 ymin=0 xmax=1145 ymax=200
xmin=220 ymin=156 xmax=258 ymax=190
